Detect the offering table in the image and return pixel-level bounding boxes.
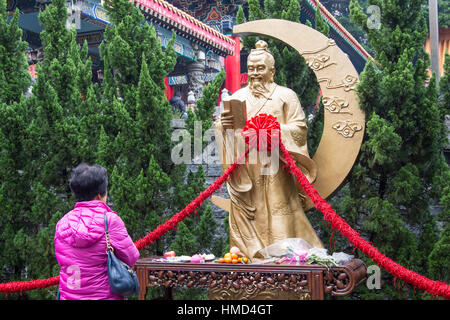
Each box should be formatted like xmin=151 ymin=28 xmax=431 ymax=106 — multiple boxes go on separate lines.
xmin=134 ymin=258 xmax=367 ymax=300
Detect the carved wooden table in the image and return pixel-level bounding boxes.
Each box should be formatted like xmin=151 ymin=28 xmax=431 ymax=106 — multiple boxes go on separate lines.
xmin=135 ymin=258 xmax=367 ymax=300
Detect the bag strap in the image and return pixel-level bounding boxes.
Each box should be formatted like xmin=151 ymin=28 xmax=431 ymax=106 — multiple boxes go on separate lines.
xmin=104 ymin=213 xmax=109 ymax=233
xmin=104 ymin=213 xmax=114 ymax=253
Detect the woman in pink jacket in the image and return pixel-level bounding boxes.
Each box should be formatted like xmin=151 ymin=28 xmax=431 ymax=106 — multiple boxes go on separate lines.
xmin=54 ymin=163 xmax=140 ymax=300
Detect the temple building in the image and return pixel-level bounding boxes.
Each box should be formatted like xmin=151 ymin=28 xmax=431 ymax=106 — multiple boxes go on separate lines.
xmin=10 ymin=0 xmax=238 ymax=104
xmin=10 ymin=0 xmax=375 ymax=105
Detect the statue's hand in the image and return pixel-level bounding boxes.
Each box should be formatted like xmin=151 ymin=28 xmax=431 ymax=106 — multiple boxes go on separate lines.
xmin=220 ymin=109 xmax=234 ymax=130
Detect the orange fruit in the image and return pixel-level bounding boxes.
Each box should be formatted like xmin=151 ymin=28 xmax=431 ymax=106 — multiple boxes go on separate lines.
xmin=218 ymin=258 xmax=225 ymax=263
xmin=232 ymin=258 xmax=239 ymax=264
xmin=231 ymin=253 xmax=239 ymax=260
xmin=224 ymin=257 xmax=232 ymax=263
xmin=224 ymin=253 xmax=231 ymax=259
xmin=242 ymin=257 xmax=249 ymax=263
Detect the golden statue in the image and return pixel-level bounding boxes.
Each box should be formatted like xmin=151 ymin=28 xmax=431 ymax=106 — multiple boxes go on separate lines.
xmin=214 ymin=40 xmax=324 ymax=261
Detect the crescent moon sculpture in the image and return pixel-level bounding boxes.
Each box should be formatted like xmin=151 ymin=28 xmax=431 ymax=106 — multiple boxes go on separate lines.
xmin=231 ymin=19 xmax=365 ymax=210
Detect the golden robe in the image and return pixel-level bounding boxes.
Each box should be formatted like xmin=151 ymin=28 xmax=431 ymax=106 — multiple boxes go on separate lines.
xmin=215 ymin=84 xmax=324 ymax=261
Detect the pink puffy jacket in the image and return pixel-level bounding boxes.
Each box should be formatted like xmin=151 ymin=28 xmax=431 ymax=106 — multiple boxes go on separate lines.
xmin=54 ymin=200 xmax=140 ymax=300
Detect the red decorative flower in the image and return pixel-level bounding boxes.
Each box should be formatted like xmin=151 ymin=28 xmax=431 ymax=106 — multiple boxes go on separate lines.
xmin=241 ymin=114 xmax=281 ymax=151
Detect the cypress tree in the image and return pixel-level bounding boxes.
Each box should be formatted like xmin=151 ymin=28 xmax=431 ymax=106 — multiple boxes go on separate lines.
xmin=98 ymin=0 xmax=177 ymax=252
xmin=194 ymin=205 xmax=217 ymax=253
xmin=0 ymin=2 xmax=31 ymax=264
xmin=170 ymin=221 xmax=197 ymax=256
xmin=0 ymin=0 xmax=30 ymax=104
xmin=0 ymin=0 xmax=41 ymax=299
xmin=438 ymin=0 xmax=450 ymax=28
xmin=440 ymin=53 xmax=450 ymax=116
xmin=27 ymin=0 xmax=99 ymax=183
xmin=427 ymin=53 xmax=450 ymax=284
xmin=0 ymin=0 xmax=31 ymax=282
xmin=0 ymin=99 xmax=31 ymax=298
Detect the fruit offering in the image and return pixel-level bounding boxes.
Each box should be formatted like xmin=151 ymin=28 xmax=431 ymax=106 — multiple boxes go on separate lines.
xmin=217 ymin=248 xmax=249 ymax=264
xmin=163 ymin=250 xmax=176 ymax=258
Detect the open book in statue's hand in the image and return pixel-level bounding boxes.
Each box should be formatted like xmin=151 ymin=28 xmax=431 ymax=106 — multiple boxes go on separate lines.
xmin=222 ymin=96 xmax=247 ymax=130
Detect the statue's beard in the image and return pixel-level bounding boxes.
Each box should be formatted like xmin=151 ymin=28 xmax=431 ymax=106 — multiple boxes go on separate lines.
xmin=249 ymin=77 xmax=271 ymax=99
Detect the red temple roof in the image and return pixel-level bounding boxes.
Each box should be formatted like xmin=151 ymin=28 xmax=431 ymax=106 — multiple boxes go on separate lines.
xmin=134 ymin=0 xmax=235 ymax=56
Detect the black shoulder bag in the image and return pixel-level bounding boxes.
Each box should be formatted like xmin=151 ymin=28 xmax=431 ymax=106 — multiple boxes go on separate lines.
xmin=104 ymin=214 xmax=139 ymax=297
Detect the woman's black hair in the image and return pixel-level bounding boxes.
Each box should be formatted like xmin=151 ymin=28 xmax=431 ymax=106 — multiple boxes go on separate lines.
xmin=69 ymin=163 xmax=108 ymax=202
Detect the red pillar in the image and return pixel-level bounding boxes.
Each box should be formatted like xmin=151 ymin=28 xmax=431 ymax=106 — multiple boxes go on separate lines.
xmin=164 ymin=77 xmax=174 ymax=101
xmin=224 ymin=36 xmax=241 ymax=94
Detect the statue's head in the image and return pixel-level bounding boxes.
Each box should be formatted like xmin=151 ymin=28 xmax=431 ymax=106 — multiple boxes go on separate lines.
xmin=247 ymin=40 xmax=275 ymax=98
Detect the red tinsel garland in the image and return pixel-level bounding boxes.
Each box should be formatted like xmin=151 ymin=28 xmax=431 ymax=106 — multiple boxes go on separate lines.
xmin=0 ymin=276 xmax=59 ymax=296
